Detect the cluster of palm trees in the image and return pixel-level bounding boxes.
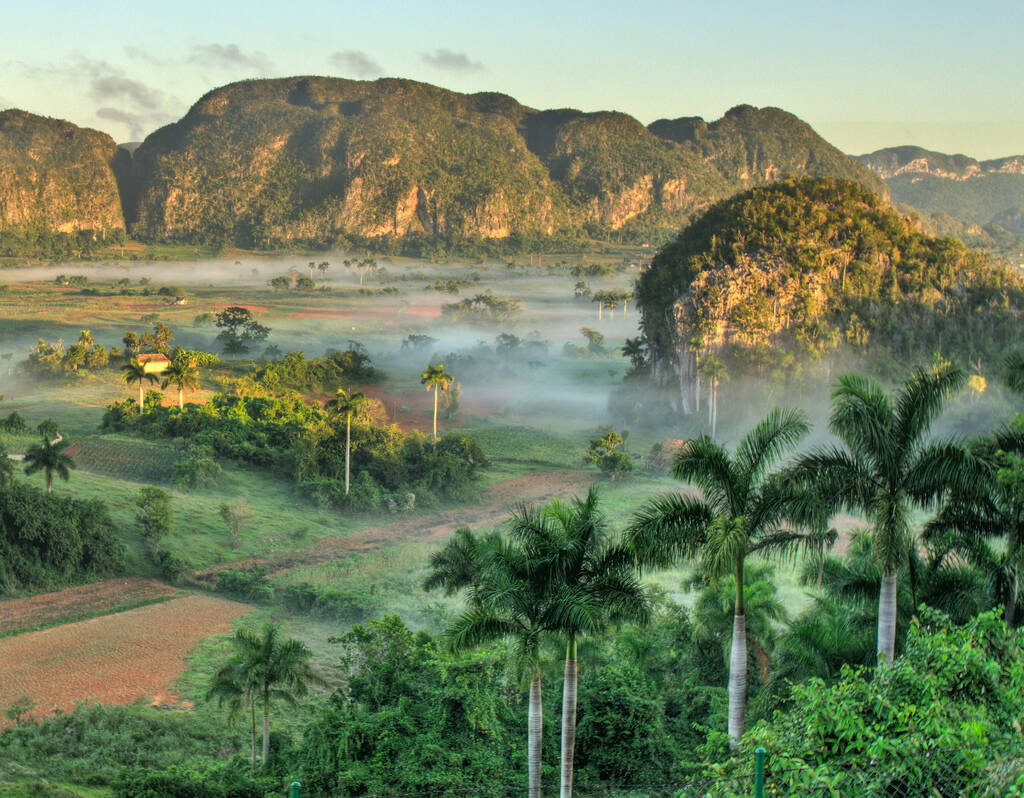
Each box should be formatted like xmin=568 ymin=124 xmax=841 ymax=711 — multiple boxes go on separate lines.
xmin=424 ymin=488 xmax=649 ymax=798
xmin=207 ymin=623 xmax=323 ymax=770
xmin=429 ymin=359 xmax=1023 ymax=789
xmin=121 ymin=351 xmax=206 ymax=412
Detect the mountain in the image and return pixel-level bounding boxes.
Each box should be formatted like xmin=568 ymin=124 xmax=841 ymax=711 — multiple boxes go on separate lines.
xmin=0 ymin=109 xmax=127 ymax=236
xmin=635 ymin=177 xmax=1024 ymax=409
xmin=857 ymin=146 xmax=1024 ymax=237
xmin=123 ymin=77 xmax=886 ymax=246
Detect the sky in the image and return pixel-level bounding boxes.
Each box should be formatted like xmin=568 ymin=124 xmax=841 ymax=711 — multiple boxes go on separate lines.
xmin=2 ymin=0 xmax=1021 ymax=159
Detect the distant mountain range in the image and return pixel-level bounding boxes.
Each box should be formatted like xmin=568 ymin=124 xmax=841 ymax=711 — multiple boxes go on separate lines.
xmin=0 ymin=77 xmax=885 ymax=248
xmin=856 ymin=146 xmax=1024 ymax=239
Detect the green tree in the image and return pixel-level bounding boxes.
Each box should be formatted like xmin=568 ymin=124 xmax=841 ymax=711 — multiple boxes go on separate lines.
xmin=625 ymin=407 xmax=820 ymax=743
xmin=160 ymin=360 xmax=201 ymax=410
xmin=790 ymin=365 xmax=973 ymax=667
xmin=325 ymin=388 xmax=369 ymax=495
xmin=507 ymin=488 xmax=650 ymax=798
xmin=36 ymin=418 xmax=59 ymax=441
xmin=421 ymin=363 xmax=453 ymax=443
xmin=209 ymin=623 xmax=323 ymax=768
xmin=23 ymin=437 xmax=76 ymax=493
xmin=135 ymin=486 xmax=172 ymax=544
xmin=121 ymin=359 xmax=159 ymax=412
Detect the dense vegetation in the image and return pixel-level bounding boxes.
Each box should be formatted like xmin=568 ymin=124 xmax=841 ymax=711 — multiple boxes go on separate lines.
xmin=635 ymin=177 xmax=1024 ymax=413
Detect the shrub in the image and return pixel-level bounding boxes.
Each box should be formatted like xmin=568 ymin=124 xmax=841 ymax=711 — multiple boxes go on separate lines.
xmin=213 ymin=567 xmax=273 ymax=602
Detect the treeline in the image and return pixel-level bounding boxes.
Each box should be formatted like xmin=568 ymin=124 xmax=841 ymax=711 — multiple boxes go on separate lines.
xmin=0 ymin=457 xmax=124 ymax=593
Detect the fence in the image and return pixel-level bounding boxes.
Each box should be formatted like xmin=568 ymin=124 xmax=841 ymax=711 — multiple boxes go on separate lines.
xmin=283 ymin=745 xmax=1018 ymax=797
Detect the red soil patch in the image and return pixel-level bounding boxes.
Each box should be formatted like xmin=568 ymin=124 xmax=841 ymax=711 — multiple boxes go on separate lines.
xmin=0 ymin=595 xmax=250 ymax=725
xmin=197 ymin=471 xmax=594 ymax=580
xmin=0 ymin=578 xmax=179 ymax=635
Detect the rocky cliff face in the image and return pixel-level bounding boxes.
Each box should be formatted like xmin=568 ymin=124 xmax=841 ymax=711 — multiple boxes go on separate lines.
xmin=125 ymin=78 xmax=887 ymax=245
xmin=857 ymin=146 xmax=1024 ymax=180
xmin=0 ymin=110 xmax=126 ymax=234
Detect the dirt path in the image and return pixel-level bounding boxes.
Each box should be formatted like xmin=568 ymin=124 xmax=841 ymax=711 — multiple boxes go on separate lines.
xmin=0 ymin=578 xmax=181 ymax=635
xmin=196 ymin=470 xmax=595 ymax=581
xmin=0 ymin=595 xmax=251 ymax=726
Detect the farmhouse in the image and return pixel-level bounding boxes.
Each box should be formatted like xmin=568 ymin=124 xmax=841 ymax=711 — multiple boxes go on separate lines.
xmin=137 ymin=353 xmax=171 ymax=374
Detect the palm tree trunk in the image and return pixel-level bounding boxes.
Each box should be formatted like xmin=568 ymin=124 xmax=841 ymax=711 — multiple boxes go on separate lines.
xmin=598 ymin=304 xmax=602 ymax=321
xmin=250 ymin=696 xmax=257 ymax=771
xmin=877 ymin=570 xmax=898 ymax=667
xmin=711 ymin=381 xmax=719 ymax=438
xmin=1005 ymin=572 xmax=1019 ymax=628
xmin=560 ymin=637 xmax=577 ymax=798
xmin=45 ymin=471 xmax=53 ymax=493
xmin=262 ymin=695 xmax=270 ymax=766
xmin=432 ymin=388 xmax=439 ymax=443
xmin=728 ymin=562 xmax=746 ymax=746
xmin=345 ymin=414 xmax=351 ymax=495
xmin=178 ymin=387 xmax=184 ymax=411
xmin=139 ymin=383 xmax=144 ymax=412
xmin=529 ymin=668 xmax=542 ymax=798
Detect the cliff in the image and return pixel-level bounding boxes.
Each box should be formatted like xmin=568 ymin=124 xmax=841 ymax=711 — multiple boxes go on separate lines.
xmin=0 ymin=110 xmax=127 ymax=235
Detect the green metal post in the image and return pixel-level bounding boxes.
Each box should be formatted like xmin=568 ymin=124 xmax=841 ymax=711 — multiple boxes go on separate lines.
xmin=754 ymin=747 xmax=766 ymax=798
xmin=290 ymin=781 xmax=300 ymax=798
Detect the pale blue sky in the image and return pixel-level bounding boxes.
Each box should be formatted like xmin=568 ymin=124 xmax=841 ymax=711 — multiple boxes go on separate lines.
xmin=2 ymin=0 xmax=1021 ymax=158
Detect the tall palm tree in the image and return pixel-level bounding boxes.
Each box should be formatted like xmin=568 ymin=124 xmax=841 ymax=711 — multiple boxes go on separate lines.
xmin=121 ymin=359 xmax=158 ymax=412
xmin=421 ymin=364 xmax=453 ymax=443
xmin=789 ymin=365 xmax=972 ymax=667
xmin=624 ymin=407 xmax=820 ymax=744
xmin=161 ymin=360 xmax=201 ymax=410
xmin=207 ymin=659 xmax=259 ymax=770
xmin=699 ymin=356 xmax=728 ymax=438
xmin=212 ymin=623 xmax=323 ymax=767
xmin=507 ymin=488 xmax=649 ymax=798
xmin=23 ymin=437 xmax=76 ymax=493
xmin=325 ymin=389 xmax=369 ymax=495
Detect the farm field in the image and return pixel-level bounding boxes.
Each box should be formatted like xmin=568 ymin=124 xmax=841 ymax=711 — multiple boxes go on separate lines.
xmin=0 ymin=595 xmax=251 ymax=726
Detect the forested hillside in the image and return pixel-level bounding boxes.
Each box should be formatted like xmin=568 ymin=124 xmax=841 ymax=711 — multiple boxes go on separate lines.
xmin=635 ymin=176 xmax=1024 ymax=409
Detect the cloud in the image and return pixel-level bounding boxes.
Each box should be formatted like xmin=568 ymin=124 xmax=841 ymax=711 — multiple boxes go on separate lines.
xmin=419 ymin=48 xmax=484 ymax=72
xmin=95 ymin=107 xmax=151 ymax=140
xmin=122 ymin=46 xmax=170 ymax=67
xmin=189 ymin=43 xmax=272 ymax=74
xmin=330 ymin=50 xmax=383 ymax=78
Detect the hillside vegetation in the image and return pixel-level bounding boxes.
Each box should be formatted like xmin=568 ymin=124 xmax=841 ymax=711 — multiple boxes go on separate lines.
xmin=2 ymin=78 xmax=886 ymax=251
xmin=635 ymin=177 xmax=1024 ymax=403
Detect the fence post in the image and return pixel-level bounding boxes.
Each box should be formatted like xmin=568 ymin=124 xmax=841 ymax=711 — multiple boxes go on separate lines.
xmin=754 ymin=747 xmax=765 ymax=798
xmin=290 ymin=781 xmax=301 ymax=798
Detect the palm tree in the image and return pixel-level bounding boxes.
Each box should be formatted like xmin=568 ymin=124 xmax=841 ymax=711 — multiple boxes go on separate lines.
xmin=23 ymin=437 xmax=76 ymax=493
xmin=77 ymin=330 xmax=94 ymax=349
xmin=207 ymin=659 xmax=259 ymax=770
xmin=699 ymin=356 xmax=728 ymax=438
xmin=161 ymin=361 xmax=200 ymax=410
xmin=789 ymin=365 xmax=972 ymax=668
xmin=121 ymin=359 xmax=158 ymax=412
xmin=624 ymin=407 xmax=820 ymax=744
xmin=421 ymin=364 xmax=453 ymax=443
xmin=507 ymin=488 xmax=649 ymax=798
xmin=325 ymin=389 xmax=369 ymax=495
xmin=211 ymin=623 xmax=323 ymax=767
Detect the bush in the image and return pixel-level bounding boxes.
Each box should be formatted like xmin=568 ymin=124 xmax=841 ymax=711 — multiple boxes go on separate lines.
xmin=346 ymin=470 xmax=382 ymax=512
xmin=213 ymin=567 xmax=273 ymax=602
xmin=135 ymin=487 xmax=172 ymax=543
xmin=172 ymin=444 xmax=222 ymax=490
xmin=153 ymin=549 xmax=186 ymax=584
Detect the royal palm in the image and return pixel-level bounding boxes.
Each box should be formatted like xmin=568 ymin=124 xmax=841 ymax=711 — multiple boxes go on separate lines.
xmin=421 ymin=363 xmax=453 ymax=443
xmin=161 ymin=360 xmax=200 ymax=410
xmin=625 ymin=407 xmax=818 ymax=743
xmin=325 ymin=388 xmax=368 ymax=495
xmin=791 ymin=365 xmax=970 ymax=667
xmin=23 ymin=437 xmax=76 ymax=493
xmin=121 ymin=359 xmax=158 ymax=412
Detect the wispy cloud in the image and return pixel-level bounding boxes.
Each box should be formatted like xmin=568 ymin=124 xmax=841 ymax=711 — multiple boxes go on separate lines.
xmin=330 ymin=50 xmax=383 ymax=78
xmin=189 ymin=43 xmax=272 ymax=74
xmin=419 ymin=48 xmax=484 ymax=73
xmin=95 ymin=107 xmax=151 ymax=140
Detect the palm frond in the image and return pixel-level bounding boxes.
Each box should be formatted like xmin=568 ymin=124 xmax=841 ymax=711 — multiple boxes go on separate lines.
xmin=735 ymin=406 xmax=810 ymax=488
xmin=623 ymin=493 xmax=713 ymax=569
xmin=672 ymin=436 xmax=737 ymax=511
xmin=893 ymin=364 xmax=965 ymax=456
xmin=828 ymin=373 xmax=894 ymax=472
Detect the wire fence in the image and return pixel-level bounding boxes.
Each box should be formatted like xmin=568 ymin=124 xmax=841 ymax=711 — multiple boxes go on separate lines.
xmin=283 ymin=746 xmax=1023 ymax=797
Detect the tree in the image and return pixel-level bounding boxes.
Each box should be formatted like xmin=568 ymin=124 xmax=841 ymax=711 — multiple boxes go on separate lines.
xmin=317 ymin=261 xmax=329 ymax=280
xmin=135 ymin=486 xmax=172 ymax=544
xmin=584 ymin=427 xmax=632 ymax=479
xmin=325 ymin=389 xmax=369 ymax=495
xmin=699 ymin=356 xmax=728 ymax=438
xmin=421 ymin=363 xmax=453 ymax=443
xmin=215 ymin=306 xmax=271 ymax=355
xmin=36 ymin=418 xmax=59 ymax=441
xmin=208 ymin=623 xmax=323 ymax=769
xmin=23 ymin=437 xmax=76 ymax=493
xmin=507 ymin=488 xmax=649 ymax=798
xmin=121 ymin=359 xmax=158 ymax=412
xmin=220 ymin=499 xmax=253 ymax=549
xmin=160 ymin=360 xmax=201 ymax=410
xmin=789 ymin=365 xmax=972 ymax=667
xmin=0 ymin=439 xmax=13 ymax=485
xmin=621 ymin=337 xmax=647 ymax=371
xmin=625 ymin=408 xmax=820 ymax=744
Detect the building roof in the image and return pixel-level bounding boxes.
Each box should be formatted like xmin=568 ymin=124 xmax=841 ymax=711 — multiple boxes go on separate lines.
xmin=136 ymin=353 xmax=170 ymax=363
